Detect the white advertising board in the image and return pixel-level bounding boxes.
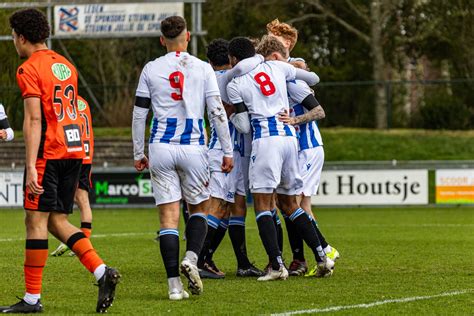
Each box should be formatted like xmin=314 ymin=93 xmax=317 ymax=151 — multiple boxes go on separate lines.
xmin=311 ymin=170 xmax=428 ymax=205
xmin=54 ymin=3 xmax=184 ymax=36
xmin=0 ymin=172 xmax=23 ymax=207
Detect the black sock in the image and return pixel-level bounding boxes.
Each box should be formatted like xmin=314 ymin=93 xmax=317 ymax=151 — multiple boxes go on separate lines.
xmin=310 ymin=216 xmax=329 ymax=249
xmin=272 ymin=209 xmax=283 ymax=253
xmin=256 ymin=211 xmax=282 ymax=270
xmin=198 ymin=214 xmax=220 ymax=266
xmin=208 ymin=218 xmax=228 ymax=261
xmin=284 ymin=215 xmax=305 ymax=261
xmin=159 ymin=229 xmax=180 ymax=278
xmin=181 ymin=201 xmax=190 ymax=225
xmin=186 ymin=213 xmax=208 ymax=256
xmin=229 ymin=217 xmax=251 ymax=269
xmin=289 ymin=208 xmax=325 ymax=263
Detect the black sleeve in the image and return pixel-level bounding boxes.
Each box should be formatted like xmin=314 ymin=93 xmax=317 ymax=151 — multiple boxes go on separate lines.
xmin=234 ymin=102 xmax=248 ymax=113
xmin=135 ymin=96 xmax=151 ymax=109
xmin=0 ymin=118 xmax=10 ymax=129
xmin=301 ymin=94 xmax=320 ymax=111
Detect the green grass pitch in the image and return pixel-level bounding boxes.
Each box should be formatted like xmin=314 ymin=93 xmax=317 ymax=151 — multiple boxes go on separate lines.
xmin=0 ymin=207 xmax=473 ymax=315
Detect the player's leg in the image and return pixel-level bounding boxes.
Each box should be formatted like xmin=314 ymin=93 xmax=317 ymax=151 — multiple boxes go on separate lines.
xmin=230 ymin=194 xmax=262 ymax=276
xmin=300 ymin=147 xmax=339 ymax=276
xmin=51 ymin=163 xmax=92 ymax=257
xmin=198 ymin=196 xmax=227 ymax=279
xmin=253 ymin=192 xmax=288 ymax=281
xmin=197 ymin=148 xmax=229 ymax=278
xmin=277 ymin=139 xmax=333 ymax=278
xmin=48 ymin=159 xmax=120 ymax=312
xmin=250 ymin=137 xmax=288 ymax=281
xmin=1 ymin=159 xmax=52 ymax=313
xmin=157 ymin=201 xmax=188 ymax=300
xmin=271 ymin=193 xmax=284 ymax=254
xmin=149 ymin=143 xmax=188 ymax=300
xmin=204 ymin=206 xmax=229 ymax=275
xmin=178 ymin=144 xmax=212 ymax=295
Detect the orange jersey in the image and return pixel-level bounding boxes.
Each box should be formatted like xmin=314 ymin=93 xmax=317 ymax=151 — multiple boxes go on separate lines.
xmin=16 ymin=50 xmax=85 ymax=160
xmin=77 ymin=96 xmax=94 ymax=164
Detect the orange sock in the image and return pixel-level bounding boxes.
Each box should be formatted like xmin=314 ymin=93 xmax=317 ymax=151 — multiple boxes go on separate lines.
xmin=80 ymin=222 xmax=92 ymax=238
xmin=67 ymin=232 xmax=104 ymax=273
xmin=24 ymin=240 xmax=48 ymax=295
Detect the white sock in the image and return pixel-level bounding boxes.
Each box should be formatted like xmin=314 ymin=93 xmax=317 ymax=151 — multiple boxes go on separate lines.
xmin=316 ymin=246 xmax=326 ymax=260
xmin=324 ymin=245 xmax=333 ymax=254
xmin=185 ymin=251 xmax=198 ymax=266
xmin=23 ymin=293 xmax=40 ymax=305
xmin=168 ymin=277 xmax=183 ymax=292
xmin=93 ymin=264 xmax=107 ymax=281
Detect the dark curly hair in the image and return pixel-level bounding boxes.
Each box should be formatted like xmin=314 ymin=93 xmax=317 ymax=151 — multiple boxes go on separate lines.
xmin=228 ymin=37 xmax=255 ymax=62
xmin=161 ymin=16 xmax=186 ymax=39
xmin=206 ymin=39 xmax=229 ymax=67
xmin=9 ymin=9 xmax=50 ymax=44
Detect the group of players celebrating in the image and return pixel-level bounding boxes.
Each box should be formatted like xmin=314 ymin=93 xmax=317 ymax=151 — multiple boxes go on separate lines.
xmin=0 ymin=8 xmax=339 ymax=314
xmin=132 ymin=16 xmax=339 ymax=301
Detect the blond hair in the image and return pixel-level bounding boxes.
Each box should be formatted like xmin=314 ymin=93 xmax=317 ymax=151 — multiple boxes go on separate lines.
xmin=266 ymin=18 xmax=298 ymax=51
xmin=256 ymin=35 xmax=287 ymax=59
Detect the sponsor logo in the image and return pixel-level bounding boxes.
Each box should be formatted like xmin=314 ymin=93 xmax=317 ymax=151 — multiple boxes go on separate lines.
xmin=58 ymin=7 xmax=79 ymax=32
xmin=63 ymin=124 xmax=82 ymax=148
xmin=52 ymin=63 xmax=72 ymax=81
xmin=78 ymin=99 xmax=87 ymax=111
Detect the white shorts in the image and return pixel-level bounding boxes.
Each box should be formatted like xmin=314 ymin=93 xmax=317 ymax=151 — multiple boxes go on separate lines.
xmin=249 ymin=136 xmax=303 ymax=195
xmin=299 ymin=146 xmax=324 ymax=196
xmin=208 ymin=148 xmax=238 ymax=203
xmin=149 ymin=143 xmax=210 ymax=205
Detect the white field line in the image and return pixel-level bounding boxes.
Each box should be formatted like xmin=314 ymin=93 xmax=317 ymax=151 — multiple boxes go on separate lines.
xmin=324 ymin=223 xmax=474 ymax=228
xmin=0 ymin=232 xmax=153 ymax=242
xmin=270 ymin=289 xmax=473 ymax=316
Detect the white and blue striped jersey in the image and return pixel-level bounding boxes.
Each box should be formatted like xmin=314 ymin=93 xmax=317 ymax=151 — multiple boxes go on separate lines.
xmin=209 ymin=70 xmax=239 ymax=151
xmin=227 ymin=60 xmax=297 ymax=141
xmin=136 ymin=51 xmax=220 ymax=145
xmin=288 ymin=80 xmax=323 ymax=150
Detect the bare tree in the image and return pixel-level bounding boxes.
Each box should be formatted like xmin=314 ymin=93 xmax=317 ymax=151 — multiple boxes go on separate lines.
xmin=294 ymin=0 xmax=396 ymax=129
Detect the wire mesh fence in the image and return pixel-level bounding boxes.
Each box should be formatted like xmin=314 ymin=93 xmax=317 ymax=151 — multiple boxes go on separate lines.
xmin=1 ymin=78 xmax=473 ymax=130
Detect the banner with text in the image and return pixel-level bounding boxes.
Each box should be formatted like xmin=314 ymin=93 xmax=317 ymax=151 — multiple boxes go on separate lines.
xmin=311 ymin=170 xmax=428 ymax=205
xmin=90 ymin=172 xmax=154 ymax=206
xmin=436 ymin=169 xmax=474 ymax=204
xmin=54 ymin=3 xmax=184 ymax=36
xmin=0 ymin=172 xmax=23 ymax=207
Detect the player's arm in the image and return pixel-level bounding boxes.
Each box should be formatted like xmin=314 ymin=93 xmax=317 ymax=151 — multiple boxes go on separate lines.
xmin=274 ymin=60 xmax=320 ymax=86
xmin=280 ymin=97 xmax=325 ymax=126
xmin=280 ymin=80 xmax=325 ymax=126
xmin=225 ymin=54 xmax=264 ymax=82
xmin=0 ymin=105 xmax=14 ymax=141
xmin=23 ymin=97 xmax=44 ymax=195
xmin=132 ymin=64 xmax=151 ymax=171
xmin=226 ymin=81 xmax=251 ymax=134
xmin=288 ymin=57 xmax=309 ymax=70
xmin=205 ymin=64 xmax=233 ymax=172
xmin=132 ymin=97 xmax=150 ymax=171
xmin=206 ymin=95 xmax=233 ymax=172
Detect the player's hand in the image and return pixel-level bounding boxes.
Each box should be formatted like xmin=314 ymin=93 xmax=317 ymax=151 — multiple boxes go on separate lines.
xmin=0 ymin=129 xmax=6 ymax=140
xmin=278 ymin=111 xmax=297 ymax=126
xmin=290 ymin=60 xmax=309 ymax=71
xmin=221 ymin=156 xmax=234 ymax=173
xmin=134 ymin=156 xmax=149 ymax=172
xmin=26 ymin=167 xmax=44 ymax=195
